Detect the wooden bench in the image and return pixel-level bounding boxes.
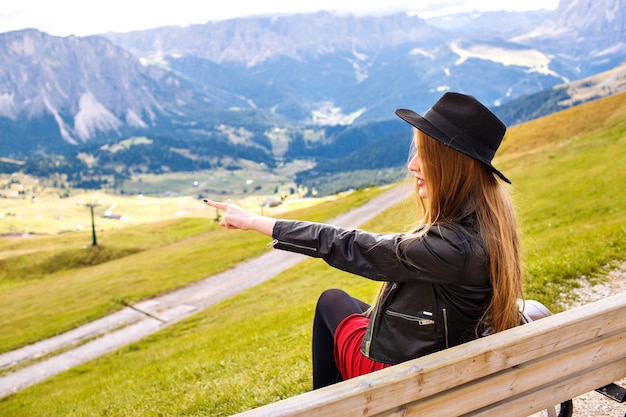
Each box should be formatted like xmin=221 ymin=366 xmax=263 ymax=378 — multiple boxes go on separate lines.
xmin=234 ymin=292 xmax=626 ymax=417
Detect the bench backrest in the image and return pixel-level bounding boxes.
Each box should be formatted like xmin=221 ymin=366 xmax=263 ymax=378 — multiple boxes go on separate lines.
xmin=234 ymin=292 xmax=626 ymax=417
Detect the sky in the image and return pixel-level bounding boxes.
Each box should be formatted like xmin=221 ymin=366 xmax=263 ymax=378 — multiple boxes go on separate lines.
xmin=0 ymin=0 xmax=559 ymax=37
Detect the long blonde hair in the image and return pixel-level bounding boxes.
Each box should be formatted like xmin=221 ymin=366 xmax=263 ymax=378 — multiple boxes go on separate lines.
xmin=369 ymin=129 xmax=523 ymax=333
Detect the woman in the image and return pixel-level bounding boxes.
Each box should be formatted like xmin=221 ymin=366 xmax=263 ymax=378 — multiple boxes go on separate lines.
xmin=205 ymin=92 xmax=524 ymax=389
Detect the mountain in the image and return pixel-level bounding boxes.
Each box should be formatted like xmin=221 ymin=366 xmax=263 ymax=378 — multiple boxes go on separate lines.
xmin=0 ymin=29 xmax=283 ymax=159
xmin=103 ymin=0 xmax=625 ymax=123
xmin=104 ymin=12 xmax=444 ymax=66
xmin=104 ymin=11 xmax=575 ymax=121
xmin=0 ymin=30 xmax=183 ymax=151
xmin=0 ymin=0 xmax=624 ymax=195
xmin=512 ymin=0 xmax=626 ymax=73
xmin=495 ymin=61 xmax=626 ymax=126
xmin=104 ymin=12 xmax=455 ymax=123
xmin=425 ymin=10 xmax=551 ymax=36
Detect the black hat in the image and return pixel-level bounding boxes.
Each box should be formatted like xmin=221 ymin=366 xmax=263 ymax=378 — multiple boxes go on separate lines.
xmin=395 ymin=92 xmax=510 ymax=183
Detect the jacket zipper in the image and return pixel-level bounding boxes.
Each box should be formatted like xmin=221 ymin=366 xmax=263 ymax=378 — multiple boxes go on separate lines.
xmin=271 ymin=239 xmax=318 ymax=252
xmin=385 ymin=310 xmax=435 ymax=325
xmin=442 ymin=307 xmax=449 ymax=349
xmin=364 ymin=282 xmax=397 ymax=356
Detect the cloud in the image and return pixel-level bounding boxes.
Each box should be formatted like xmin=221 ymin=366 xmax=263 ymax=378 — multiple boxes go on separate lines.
xmin=0 ymin=0 xmax=559 ymax=37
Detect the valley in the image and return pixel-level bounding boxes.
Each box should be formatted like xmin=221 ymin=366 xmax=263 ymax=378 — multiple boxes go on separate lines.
xmin=0 ymin=159 xmax=325 ymax=236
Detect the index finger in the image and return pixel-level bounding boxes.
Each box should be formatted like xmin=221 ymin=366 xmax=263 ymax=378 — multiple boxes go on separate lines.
xmin=203 ymin=199 xmax=229 ymax=211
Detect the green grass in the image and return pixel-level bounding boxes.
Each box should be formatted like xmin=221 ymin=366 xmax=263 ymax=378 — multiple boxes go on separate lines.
xmin=1 ymin=93 xmax=626 ymax=416
xmin=500 ymin=92 xmax=626 ymax=307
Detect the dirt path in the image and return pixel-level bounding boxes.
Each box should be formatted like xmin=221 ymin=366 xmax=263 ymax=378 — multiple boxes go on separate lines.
xmin=0 ymin=184 xmax=411 ymax=398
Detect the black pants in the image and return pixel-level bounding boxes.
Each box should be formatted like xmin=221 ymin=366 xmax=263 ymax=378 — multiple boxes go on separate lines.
xmin=312 ymin=288 xmax=370 ymax=389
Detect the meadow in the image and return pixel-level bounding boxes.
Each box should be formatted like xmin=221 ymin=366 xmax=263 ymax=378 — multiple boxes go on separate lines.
xmin=1 ymin=92 xmax=625 ymax=416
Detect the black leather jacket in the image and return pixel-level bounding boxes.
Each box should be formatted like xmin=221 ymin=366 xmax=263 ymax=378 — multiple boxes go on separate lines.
xmin=272 ymin=218 xmax=493 ymax=365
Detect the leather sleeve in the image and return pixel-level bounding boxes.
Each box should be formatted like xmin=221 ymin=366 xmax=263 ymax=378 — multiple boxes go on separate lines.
xmin=272 ymin=219 xmax=486 ymax=285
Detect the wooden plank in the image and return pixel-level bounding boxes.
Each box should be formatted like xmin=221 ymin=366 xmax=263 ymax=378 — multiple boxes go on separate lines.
xmin=233 ymin=293 xmax=626 ymax=417
xmin=377 ymin=330 xmax=626 ymax=416
xmin=466 ymin=357 xmax=626 ymax=417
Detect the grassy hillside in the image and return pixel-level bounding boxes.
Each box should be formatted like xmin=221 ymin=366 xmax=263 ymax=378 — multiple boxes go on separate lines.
xmin=1 ymin=92 xmax=625 ymax=416
xmin=498 ymin=91 xmax=626 ymax=303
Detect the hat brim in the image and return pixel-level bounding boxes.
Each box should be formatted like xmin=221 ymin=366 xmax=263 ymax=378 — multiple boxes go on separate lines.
xmin=395 ymin=108 xmax=511 ymax=184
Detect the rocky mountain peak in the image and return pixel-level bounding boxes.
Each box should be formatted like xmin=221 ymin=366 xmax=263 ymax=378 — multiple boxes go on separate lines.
xmin=105 ymin=11 xmax=440 ymax=67
xmin=513 ymin=0 xmax=625 ymax=52
xmin=0 ymin=30 xmax=196 ymax=145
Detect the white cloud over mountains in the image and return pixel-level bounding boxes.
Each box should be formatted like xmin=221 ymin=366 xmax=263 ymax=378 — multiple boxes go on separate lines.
xmin=1 ymin=0 xmax=558 ymax=37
